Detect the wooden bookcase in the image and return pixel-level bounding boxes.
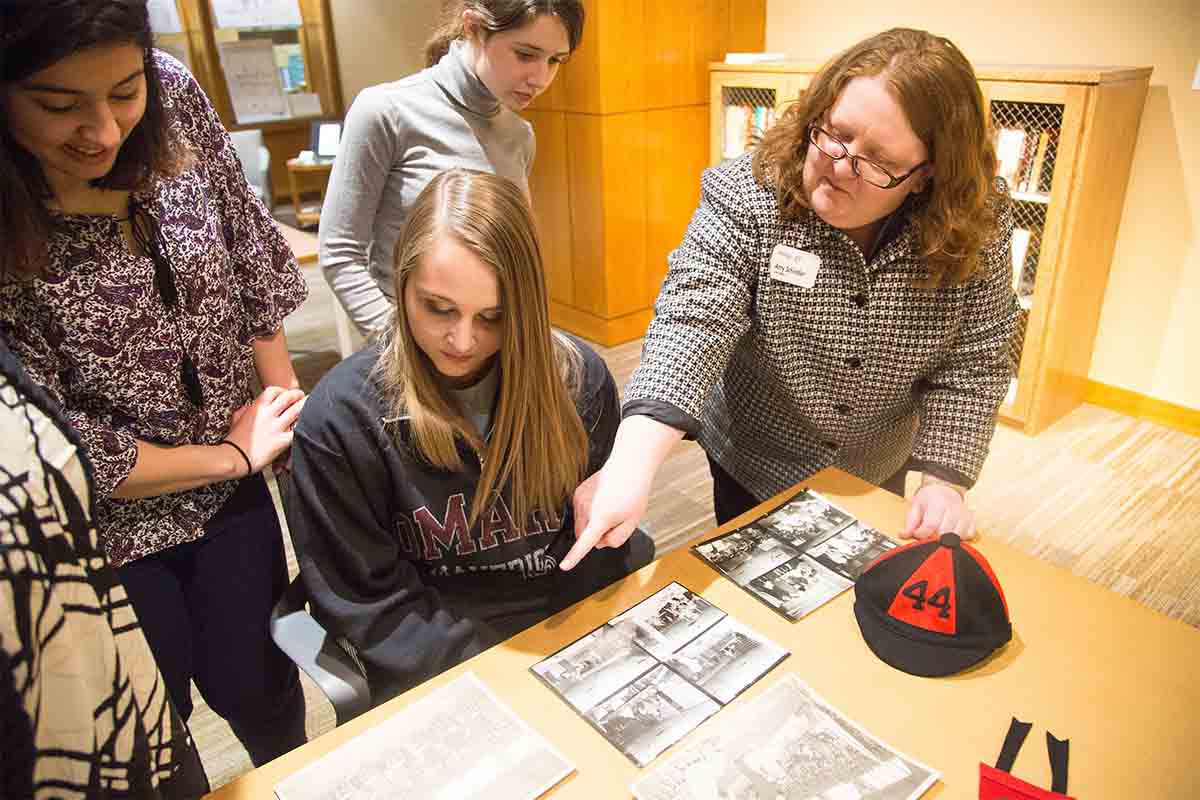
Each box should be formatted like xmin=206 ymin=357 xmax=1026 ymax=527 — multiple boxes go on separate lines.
xmin=153 ymin=0 xmax=343 ymax=205
xmin=710 ymin=62 xmax=1152 ymax=435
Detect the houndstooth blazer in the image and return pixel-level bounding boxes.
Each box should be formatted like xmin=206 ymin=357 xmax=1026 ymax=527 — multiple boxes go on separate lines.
xmin=624 ymin=153 xmax=1017 ymax=499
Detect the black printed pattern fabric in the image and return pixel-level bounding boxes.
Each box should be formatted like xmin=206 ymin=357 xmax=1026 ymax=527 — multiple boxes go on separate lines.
xmin=0 ymin=51 xmax=307 ymax=566
xmin=0 ymin=340 xmax=206 ymax=798
xmin=625 ymin=153 xmax=1017 ymax=497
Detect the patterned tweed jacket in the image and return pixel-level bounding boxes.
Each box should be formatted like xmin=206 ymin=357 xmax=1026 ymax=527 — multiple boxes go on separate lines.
xmin=625 ymin=153 xmax=1017 ymax=499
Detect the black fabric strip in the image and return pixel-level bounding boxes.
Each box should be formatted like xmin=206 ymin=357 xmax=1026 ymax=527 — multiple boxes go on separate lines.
xmin=1047 ymin=731 xmax=1070 ymax=793
xmin=995 ymin=716 xmax=1033 ymax=773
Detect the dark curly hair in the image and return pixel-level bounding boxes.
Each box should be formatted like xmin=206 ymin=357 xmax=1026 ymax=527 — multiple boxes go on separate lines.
xmin=1 ymin=0 xmax=186 ymax=278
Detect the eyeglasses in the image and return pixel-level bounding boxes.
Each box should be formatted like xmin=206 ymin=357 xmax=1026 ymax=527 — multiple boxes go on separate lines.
xmin=129 ymin=203 xmax=204 ymax=408
xmin=807 ymin=125 xmax=929 ymax=190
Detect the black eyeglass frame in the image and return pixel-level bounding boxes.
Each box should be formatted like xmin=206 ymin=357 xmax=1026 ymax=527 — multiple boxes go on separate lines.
xmin=807 ymin=124 xmax=930 ymax=190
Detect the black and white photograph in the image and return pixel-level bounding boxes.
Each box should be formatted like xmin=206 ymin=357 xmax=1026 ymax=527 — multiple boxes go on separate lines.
xmin=757 ymin=489 xmax=855 ymax=548
xmin=608 ymin=583 xmax=727 ymax=660
xmin=274 ymin=672 xmax=574 ymax=800
xmin=530 ymin=621 xmax=659 ymax=713
xmin=747 ymin=555 xmax=854 ymax=620
xmin=806 ymin=521 xmax=898 ymax=581
xmin=694 ymin=527 xmax=800 ymax=585
xmin=632 ymin=674 xmax=939 ymax=800
xmin=584 ymin=665 xmax=721 ymax=767
xmin=665 ymin=616 xmax=788 ymax=704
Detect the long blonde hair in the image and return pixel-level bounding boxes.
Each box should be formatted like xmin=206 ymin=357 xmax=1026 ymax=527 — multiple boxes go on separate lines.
xmin=753 ymin=28 xmax=1002 ymax=287
xmin=376 ymin=168 xmax=587 ymax=528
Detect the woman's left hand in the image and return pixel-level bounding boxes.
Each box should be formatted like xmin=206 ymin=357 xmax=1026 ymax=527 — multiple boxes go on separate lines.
xmin=902 ymin=480 xmax=977 ymax=540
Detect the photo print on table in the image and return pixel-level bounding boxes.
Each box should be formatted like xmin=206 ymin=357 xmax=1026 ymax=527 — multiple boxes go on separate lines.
xmin=274 ymin=673 xmax=574 ymax=800
xmin=530 ymin=582 xmax=788 ymax=767
xmin=692 ymin=487 xmax=897 ymax=621
xmin=632 ymin=673 xmax=939 ymax=800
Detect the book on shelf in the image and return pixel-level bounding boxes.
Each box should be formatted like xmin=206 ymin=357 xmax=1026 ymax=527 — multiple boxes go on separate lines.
xmin=722 ymin=104 xmax=776 ymax=159
xmin=1026 ymin=130 xmax=1051 ymax=194
xmin=1010 ymin=227 xmax=1031 ymax=294
xmin=994 ymin=127 xmax=1027 ymax=191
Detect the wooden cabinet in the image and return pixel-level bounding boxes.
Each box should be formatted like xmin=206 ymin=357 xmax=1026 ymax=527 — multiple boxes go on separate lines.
xmin=527 ymin=0 xmax=766 ymax=347
xmin=152 ymin=0 xmax=343 ymax=205
xmin=710 ymin=62 xmax=1152 ymax=435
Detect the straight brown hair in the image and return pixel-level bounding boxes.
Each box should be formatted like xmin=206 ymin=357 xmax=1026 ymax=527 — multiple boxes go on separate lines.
xmin=376 ymin=168 xmax=588 ymax=528
xmin=753 ymin=28 xmax=1002 ymax=287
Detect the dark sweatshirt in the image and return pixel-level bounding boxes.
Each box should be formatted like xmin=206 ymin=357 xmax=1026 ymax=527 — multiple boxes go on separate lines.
xmin=286 ymin=335 xmax=640 ymax=704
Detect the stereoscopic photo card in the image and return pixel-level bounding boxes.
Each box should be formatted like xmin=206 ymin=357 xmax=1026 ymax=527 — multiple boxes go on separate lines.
xmin=806 ymin=520 xmax=898 ymax=582
xmin=632 ymin=674 xmax=939 ymax=800
xmin=663 ymin=616 xmax=789 ymax=704
xmin=608 ymin=582 xmax=728 ymax=660
xmin=692 ymin=487 xmax=898 ymax=620
xmin=530 ymin=582 xmax=789 ymax=768
xmin=746 ymin=554 xmax=854 ymax=621
xmin=755 ymin=488 xmax=856 ymax=546
xmin=583 ymin=665 xmax=721 ymax=767
xmin=530 ymin=622 xmax=660 ymax=713
xmin=693 ymin=525 xmax=801 ymax=585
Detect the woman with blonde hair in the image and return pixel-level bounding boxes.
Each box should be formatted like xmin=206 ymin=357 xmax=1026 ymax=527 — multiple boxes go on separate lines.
xmin=288 ymin=168 xmax=651 ymax=704
xmin=564 ymin=28 xmax=1018 ymax=572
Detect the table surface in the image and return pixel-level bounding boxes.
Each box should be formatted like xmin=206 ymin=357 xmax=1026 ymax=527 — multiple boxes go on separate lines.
xmin=207 ymin=468 xmax=1200 ymax=799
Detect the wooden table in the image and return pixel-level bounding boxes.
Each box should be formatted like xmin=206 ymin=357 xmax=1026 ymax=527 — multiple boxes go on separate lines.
xmin=284 ymin=158 xmax=334 ymax=228
xmin=207 ymin=468 xmax=1200 ymax=798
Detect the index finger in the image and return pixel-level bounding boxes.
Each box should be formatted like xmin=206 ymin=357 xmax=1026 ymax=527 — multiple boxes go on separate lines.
xmin=560 ymin=520 xmax=607 ymax=572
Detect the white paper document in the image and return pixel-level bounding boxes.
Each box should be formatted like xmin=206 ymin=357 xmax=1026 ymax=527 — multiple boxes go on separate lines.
xmin=274 ymin=673 xmax=574 ymax=800
xmin=212 ymin=0 xmax=303 ymax=29
xmin=218 ymin=40 xmax=289 ymax=123
xmin=633 ymin=674 xmax=940 ymax=800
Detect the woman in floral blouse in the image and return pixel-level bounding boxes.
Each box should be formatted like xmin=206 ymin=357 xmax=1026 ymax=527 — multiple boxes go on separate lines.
xmin=1 ymin=0 xmax=308 ymax=765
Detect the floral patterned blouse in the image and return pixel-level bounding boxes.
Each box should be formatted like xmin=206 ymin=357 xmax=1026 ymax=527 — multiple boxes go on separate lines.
xmin=0 ymin=51 xmax=308 ymax=567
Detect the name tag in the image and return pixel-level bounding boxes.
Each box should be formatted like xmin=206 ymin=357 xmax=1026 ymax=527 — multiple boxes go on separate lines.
xmin=769 ymin=244 xmax=820 ymax=288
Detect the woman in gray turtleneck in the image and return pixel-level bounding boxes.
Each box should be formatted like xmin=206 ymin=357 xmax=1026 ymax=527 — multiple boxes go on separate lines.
xmin=320 ymin=0 xmax=585 ymax=337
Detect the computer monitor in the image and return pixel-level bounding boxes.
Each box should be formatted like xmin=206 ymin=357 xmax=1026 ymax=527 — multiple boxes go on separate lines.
xmin=309 ymin=120 xmax=342 ymax=161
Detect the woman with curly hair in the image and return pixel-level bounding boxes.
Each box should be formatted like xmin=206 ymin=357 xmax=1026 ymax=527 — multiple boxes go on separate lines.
xmin=563 ymin=28 xmax=1018 ymax=570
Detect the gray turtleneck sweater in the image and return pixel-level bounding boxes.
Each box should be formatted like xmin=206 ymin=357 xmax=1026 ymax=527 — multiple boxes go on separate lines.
xmin=319 ymin=40 xmax=535 ymax=335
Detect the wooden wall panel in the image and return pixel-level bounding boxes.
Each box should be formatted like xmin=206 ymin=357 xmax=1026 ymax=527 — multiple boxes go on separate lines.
xmin=646 ymin=105 xmax=708 ymax=300
xmin=565 ymin=112 xmax=649 ymax=318
xmin=597 ymin=113 xmax=649 ymax=317
xmin=727 ymin=0 xmax=767 ymax=53
xmin=644 ymin=0 xmax=727 ymax=109
xmin=525 ymin=110 xmax=574 ymax=307
xmin=564 ymin=115 xmax=608 ymax=316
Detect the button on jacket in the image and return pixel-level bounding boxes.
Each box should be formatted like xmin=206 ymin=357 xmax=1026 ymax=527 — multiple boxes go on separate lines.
xmin=625 ymin=153 xmax=1017 ymax=500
